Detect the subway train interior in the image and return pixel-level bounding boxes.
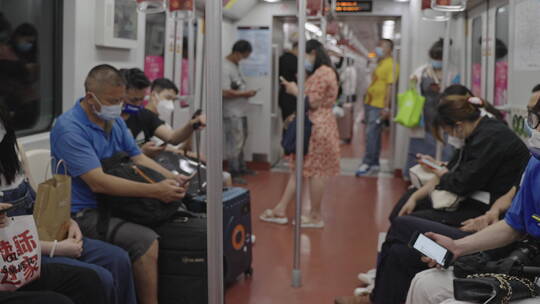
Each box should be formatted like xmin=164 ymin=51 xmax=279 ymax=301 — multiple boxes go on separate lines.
xmin=1 ymin=0 xmax=540 ymax=303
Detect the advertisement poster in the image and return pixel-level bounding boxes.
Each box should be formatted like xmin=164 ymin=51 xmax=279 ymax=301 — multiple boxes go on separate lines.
xmin=237 ymin=27 xmax=271 ymax=77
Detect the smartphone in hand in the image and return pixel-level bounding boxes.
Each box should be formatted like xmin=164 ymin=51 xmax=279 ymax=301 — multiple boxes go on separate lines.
xmin=418 ymin=158 xmax=444 ymax=171
xmin=409 ymin=231 xmax=453 ymax=268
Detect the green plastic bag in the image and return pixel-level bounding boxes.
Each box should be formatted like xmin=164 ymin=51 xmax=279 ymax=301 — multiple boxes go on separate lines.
xmin=394 ymin=88 xmax=426 ymax=128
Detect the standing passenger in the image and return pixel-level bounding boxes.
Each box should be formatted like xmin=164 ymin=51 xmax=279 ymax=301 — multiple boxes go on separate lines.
xmin=356 ymin=39 xmax=399 ymax=176
xmin=222 ymin=40 xmax=258 ymax=185
xmin=278 ymin=42 xmax=298 ymax=121
xmin=260 ymin=39 xmax=340 ymax=228
xmin=405 ymin=39 xmax=459 ymax=178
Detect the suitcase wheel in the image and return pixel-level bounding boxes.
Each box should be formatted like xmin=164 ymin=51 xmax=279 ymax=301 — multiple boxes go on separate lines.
xmin=244 ymin=267 xmax=253 ymax=277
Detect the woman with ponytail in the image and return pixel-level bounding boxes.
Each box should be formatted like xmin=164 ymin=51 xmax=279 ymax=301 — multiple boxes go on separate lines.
xmin=336 ymin=85 xmax=530 ymax=304
xmin=260 ymin=39 xmax=340 ymax=228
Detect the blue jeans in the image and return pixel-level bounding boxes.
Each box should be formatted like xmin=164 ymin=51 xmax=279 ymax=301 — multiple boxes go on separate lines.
xmin=364 ymin=104 xmax=382 ymax=166
xmin=1 ymin=181 xmax=136 ymax=304
xmin=42 ymin=238 xmax=136 ymax=304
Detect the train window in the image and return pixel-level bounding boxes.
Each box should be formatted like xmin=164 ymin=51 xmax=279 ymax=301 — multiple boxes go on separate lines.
xmin=0 ymin=0 xmax=62 ymax=136
xmin=493 ymin=5 xmax=509 ymax=106
xmin=471 ymin=17 xmax=483 ymax=98
xmin=144 ymin=12 xmax=166 ymax=82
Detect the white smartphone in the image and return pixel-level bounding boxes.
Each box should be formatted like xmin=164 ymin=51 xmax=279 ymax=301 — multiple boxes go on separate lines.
xmin=418 ymin=158 xmax=444 ymax=171
xmin=409 ymin=232 xmax=453 ymax=268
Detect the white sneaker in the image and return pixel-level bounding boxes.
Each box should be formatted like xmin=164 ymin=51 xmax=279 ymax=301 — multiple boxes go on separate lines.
xmin=251 ymin=234 xmax=256 ymax=245
xmin=355 ymin=164 xmax=380 ymax=177
xmin=354 ymin=283 xmax=374 ymax=296
xmin=358 ymin=269 xmax=376 ymax=285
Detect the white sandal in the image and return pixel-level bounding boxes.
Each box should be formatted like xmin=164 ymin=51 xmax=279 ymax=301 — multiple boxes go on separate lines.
xmin=259 ymin=209 xmax=288 ymax=224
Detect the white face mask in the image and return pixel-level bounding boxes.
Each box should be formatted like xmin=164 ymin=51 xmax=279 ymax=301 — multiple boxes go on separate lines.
xmin=447 ymin=135 xmax=465 ymax=149
xmin=0 ymin=121 xmax=6 ymax=143
xmin=92 ymin=94 xmax=123 ymax=121
xmin=528 ymin=129 xmax=540 ymax=160
xmin=156 ymin=95 xmax=175 ymax=122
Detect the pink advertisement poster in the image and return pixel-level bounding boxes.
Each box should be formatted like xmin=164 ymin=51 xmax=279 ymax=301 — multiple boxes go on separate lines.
xmin=144 ymin=55 xmax=164 ymax=82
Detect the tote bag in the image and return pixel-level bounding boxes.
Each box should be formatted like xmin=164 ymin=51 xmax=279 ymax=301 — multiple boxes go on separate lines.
xmin=0 ymin=215 xmax=41 ymax=291
xmin=395 ymin=88 xmax=426 ymax=128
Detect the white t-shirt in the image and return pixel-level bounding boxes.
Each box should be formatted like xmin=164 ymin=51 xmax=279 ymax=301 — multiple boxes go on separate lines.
xmin=222 ymin=59 xmax=248 ymax=118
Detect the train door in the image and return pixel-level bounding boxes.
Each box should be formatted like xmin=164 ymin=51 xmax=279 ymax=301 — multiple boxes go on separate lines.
xmin=486 ymin=0 xmax=510 ymax=107
xmin=467 ymin=2 xmax=488 ymax=99
xmin=467 ymin=0 xmax=509 ymax=106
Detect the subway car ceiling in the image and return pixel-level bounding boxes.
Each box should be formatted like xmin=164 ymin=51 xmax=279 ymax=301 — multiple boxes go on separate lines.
xmin=6 ymin=0 xmax=537 ymax=174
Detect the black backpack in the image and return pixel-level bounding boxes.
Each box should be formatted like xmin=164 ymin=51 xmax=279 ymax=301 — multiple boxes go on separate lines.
xmin=97 ymin=152 xmax=184 ymax=236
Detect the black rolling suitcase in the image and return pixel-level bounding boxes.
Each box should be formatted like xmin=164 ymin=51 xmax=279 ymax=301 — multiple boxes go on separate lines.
xmin=186 ymin=187 xmax=254 ymax=284
xmin=155 ymin=216 xmax=208 ymax=304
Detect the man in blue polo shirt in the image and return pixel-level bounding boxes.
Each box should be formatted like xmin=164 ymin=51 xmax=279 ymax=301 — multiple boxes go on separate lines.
xmin=402 ymin=88 xmax=540 ymax=304
xmin=51 ymin=64 xmax=187 ymax=304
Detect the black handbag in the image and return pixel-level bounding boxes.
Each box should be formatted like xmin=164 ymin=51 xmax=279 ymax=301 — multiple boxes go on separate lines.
xmin=453 ymin=273 xmax=539 ymax=304
xmin=281 ymin=97 xmax=312 ymax=156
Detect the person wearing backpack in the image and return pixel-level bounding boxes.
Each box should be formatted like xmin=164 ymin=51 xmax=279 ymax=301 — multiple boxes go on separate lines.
xmin=50 ymin=64 xmax=189 ymax=304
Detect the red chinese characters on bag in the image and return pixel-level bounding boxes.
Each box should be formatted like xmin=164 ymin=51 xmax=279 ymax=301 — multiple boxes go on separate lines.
xmin=0 ymin=215 xmax=41 ymax=291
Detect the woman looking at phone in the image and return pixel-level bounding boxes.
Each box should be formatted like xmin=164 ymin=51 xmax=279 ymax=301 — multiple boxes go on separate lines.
xmin=259 ymin=39 xmax=340 ymax=228
xmin=338 ymin=85 xmax=530 ymax=304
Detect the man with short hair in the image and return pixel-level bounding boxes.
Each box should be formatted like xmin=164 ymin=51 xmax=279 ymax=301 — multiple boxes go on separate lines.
xmin=119 ymin=68 xmax=205 ymax=158
xmin=356 ymin=39 xmax=399 ymax=177
xmin=223 ymin=40 xmax=258 ymax=184
xmin=51 ymin=64 xmax=188 ymax=304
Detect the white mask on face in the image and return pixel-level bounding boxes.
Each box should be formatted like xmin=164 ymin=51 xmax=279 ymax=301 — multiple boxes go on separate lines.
xmin=447 ymin=135 xmax=465 ymax=149
xmin=91 ymin=94 xmax=123 ymax=121
xmin=0 ymin=121 xmax=6 ymax=143
xmin=156 ymin=95 xmax=175 ymax=125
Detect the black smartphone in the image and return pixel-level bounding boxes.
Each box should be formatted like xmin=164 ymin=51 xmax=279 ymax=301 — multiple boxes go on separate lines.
xmin=409 ymin=231 xmax=454 ymax=268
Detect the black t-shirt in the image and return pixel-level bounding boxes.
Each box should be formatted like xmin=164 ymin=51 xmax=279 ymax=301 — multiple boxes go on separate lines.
xmin=278 ymin=52 xmax=298 ymax=121
xmin=125 ymin=108 xmax=165 ymax=143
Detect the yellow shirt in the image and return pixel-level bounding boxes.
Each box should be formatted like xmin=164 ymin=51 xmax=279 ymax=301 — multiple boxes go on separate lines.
xmin=365 ymin=57 xmax=399 ymax=108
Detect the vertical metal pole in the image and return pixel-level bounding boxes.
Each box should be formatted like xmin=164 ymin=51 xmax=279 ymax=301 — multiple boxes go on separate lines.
xmin=436 ymin=12 xmax=452 ymax=161
xmin=205 ymin=0 xmax=224 ymax=302
xmin=292 ymin=0 xmax=307 ymax=289
xmin=188 ymin=4 xmax=196 ymax=111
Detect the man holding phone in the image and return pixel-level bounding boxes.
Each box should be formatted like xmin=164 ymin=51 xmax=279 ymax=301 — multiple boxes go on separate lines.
xmin=405 ymin=88 xmax=540 ymax=304
xmin=222 ymin=40 xmax=258 ymax=185
xmin=119 ymin=69 xmax=206 ymax=158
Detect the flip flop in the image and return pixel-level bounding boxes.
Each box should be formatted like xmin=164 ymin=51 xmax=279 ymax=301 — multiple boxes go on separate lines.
xmin=300 ymin=216 xmax=324 ymax=229
xmin=259 ymin=209 xmax=288 ymax=224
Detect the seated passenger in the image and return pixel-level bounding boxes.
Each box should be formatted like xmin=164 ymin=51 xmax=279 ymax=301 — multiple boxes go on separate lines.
xmin=336 ymin=85 xmax=530 ymax=304
xmin=0 ymin=105 xmax=136 ymax=304
xmin=119 ymin=69 xmax=206 ymax=158
xmin=0 ymin=263 xmax=107 ymax=304
xmin=405 ymin=87 xmax=540 ymax=304
xmin=0 ymin=111 xmax=108 ymax=304
xmin=50 ymin=64 xmax=188 ymax=304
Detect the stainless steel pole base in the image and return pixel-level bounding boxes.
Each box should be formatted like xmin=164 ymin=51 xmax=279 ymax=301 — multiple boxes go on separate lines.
xmin=292 ymin=269 xmax=302 ymax=288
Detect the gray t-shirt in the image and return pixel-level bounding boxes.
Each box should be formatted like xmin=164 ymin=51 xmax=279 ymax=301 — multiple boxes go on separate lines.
xmin=222 ymin=59 xmax=248 ymax=118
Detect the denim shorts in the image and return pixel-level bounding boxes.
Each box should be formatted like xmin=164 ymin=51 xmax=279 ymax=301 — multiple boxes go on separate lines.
xmin=0 ymin=180 xmax=35 ymax=217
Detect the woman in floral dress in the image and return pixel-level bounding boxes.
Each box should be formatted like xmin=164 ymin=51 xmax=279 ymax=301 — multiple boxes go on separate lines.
xmin=260 ymin=39 xmax=340 ymax=228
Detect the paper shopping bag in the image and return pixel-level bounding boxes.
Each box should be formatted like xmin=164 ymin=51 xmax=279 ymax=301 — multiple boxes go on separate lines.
xmin=33 ymin=172 xmax=71 ymax=242
xmin=0 ymin=215 xmax=41 ymax=291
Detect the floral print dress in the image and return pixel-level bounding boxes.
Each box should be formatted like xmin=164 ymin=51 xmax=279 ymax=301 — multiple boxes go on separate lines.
xmin=291 ymin=65 xmax=340 ymax=177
